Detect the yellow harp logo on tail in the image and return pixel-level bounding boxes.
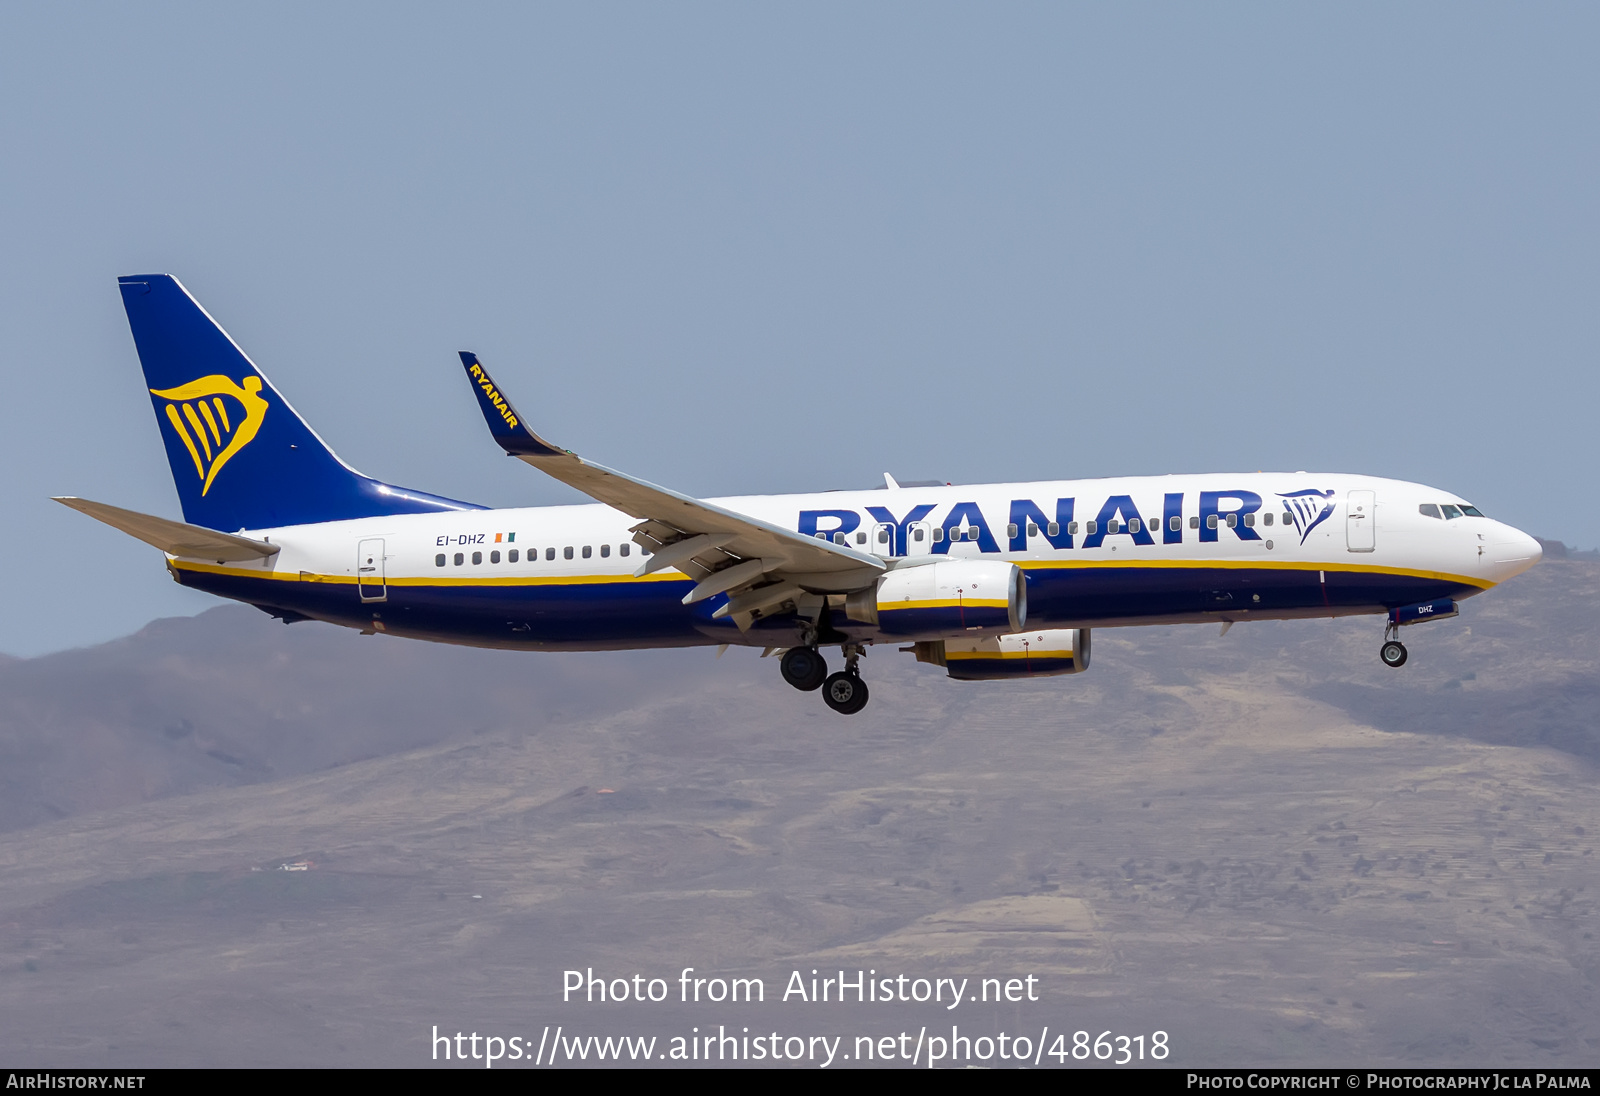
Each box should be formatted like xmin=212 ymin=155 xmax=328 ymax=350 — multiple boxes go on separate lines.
xmin=149 ymin=375 xmax=270 ymax=496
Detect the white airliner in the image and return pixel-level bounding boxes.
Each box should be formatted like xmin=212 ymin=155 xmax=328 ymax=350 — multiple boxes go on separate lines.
xmin=58 ymin=275 xmax=1543 ymax=715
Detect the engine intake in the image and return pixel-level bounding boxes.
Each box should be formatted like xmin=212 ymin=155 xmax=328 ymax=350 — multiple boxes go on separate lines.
xmin=847 ymin=559 xmax=1025 ymax=638
xmin=908 ymin=628 xmax=1091 ymax=680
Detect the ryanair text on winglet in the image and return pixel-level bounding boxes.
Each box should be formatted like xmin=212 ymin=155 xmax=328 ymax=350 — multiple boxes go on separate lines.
xmin=469 ymin=363 xmax=519 ymax=430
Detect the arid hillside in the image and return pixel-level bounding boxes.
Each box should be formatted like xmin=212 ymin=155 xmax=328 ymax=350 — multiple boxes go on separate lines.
xmin=1 ymin=561 xmax=1596 ymax=1066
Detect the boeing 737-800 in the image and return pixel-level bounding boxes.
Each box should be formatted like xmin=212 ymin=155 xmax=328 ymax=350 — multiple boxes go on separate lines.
xmin=57 ymin=275 xmax=1544 ymax=715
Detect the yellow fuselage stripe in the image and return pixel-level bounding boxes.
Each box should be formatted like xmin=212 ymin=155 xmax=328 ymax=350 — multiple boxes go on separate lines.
xmin=172 ymin=558 xmax=1491 ymax=592
xmin=1017 ymin=557 xmax=1492 ymax=589
xmin=174 ymin=560 xmax=688 ymax=587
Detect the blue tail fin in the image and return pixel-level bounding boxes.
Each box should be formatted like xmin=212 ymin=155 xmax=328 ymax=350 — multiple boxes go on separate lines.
xmin=119 ymin=274 xmax=483 ymax=531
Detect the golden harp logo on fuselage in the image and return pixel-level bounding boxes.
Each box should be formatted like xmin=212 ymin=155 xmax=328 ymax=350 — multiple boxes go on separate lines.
xmin=149 ymin=375 xmax=270 ymax=496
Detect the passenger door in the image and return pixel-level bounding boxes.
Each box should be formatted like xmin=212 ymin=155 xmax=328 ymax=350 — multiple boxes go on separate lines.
xmin=357 ymin=538 xmax=387 ymax=602
xmin=1346 ymin=491 xmax=1375 ymax=553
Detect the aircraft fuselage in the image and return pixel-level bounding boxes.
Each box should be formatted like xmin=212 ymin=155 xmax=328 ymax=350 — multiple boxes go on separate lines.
xmin=170 ymin=472 xmax=1539 ymax=652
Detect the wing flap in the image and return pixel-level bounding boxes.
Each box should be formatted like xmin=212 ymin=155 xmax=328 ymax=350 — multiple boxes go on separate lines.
xmin=54 ymin=497 xmax=280 ymax=561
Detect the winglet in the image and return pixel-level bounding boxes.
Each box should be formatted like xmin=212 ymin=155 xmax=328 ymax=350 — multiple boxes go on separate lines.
xmin=457 ymin=352 xmax=566 ymax=457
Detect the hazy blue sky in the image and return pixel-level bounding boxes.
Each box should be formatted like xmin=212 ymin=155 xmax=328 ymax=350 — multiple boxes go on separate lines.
xmin=2 ymin=3 xmax=1596 ymax=655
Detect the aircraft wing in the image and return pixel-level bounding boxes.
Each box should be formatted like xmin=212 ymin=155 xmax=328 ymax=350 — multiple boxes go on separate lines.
xmin=54 ymin=497 xmax=281 ymax=561
xmin=457 ymin=354 xmax=885 ymax=619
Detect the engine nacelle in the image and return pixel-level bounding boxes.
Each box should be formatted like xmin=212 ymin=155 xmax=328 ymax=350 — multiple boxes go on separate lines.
xmin=847 ymin=559 xmax=1025 ymax=638
xmin=907 ymin=628 xmax=1092 ymax=680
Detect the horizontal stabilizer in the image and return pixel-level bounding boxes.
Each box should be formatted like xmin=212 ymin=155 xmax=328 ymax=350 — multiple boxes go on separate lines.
xmin=54 ymin=497 xmax=280 ymax=561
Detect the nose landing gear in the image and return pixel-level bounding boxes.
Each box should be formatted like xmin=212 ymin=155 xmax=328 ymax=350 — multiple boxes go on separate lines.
xmin=1379 ymin=621 xmax=1408 ymax=668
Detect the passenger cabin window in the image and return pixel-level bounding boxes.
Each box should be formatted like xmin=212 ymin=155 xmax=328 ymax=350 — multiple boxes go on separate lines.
xmin=1190 ymin=516 xmax=1201 ymax=529
xmin=1243 ymin=513 xmax=1255 ymax=528
xmin=1206 ymin=515 xmax=1218 ymax=530
xmin=435 ymin=554 xmax=446 ymax=567
xmin=546 ymin=547 xmax=556 ymax=560
xmin=1225 ymin=514 xmax=1237 ymax=528
xmin=454 ymin=552 xmax=464 ymax=566
xmin=878 ymin=528 xmax=890 ymax=544
xmin=855 ymin=531 xmax=867 ymax=545
xmin=620 ymin=543 xmax=630 ymax=556
xmin=1170 ymin=516 xmax=1181 ymax=532
xmin=564 ymin=546 xmax=574 ymax=560
xmin=1007 ymin=523 xmax=1019 ymax=538
xmin=509 ymin=549 xmax=519 ymax=562
xmin=1085 ymin=520 xmax=1098 ymax=535
xmin=1262 ymin=513 xmax=1273 ymax=526
xmin=833 ymin=532 xmax=846 ymax=545
xmin=600 ymin=544 xmax=610 ymax=558
xmin=1027 ymin=522 xmax=1038 ymax=537
xmin=582 ymin=545 xmax=592 ymax=558
xmin=1441 ymin=504 xmax=1463 ymax=520
xmin=1129 ymin=518 xmax=1141 ymax=533
xmin=1106 ymin=520 xmax=1120 ymax=534
xmin=912 ymin=527 xmax=925 ymax=542
xmin=472 ymin=551 xmax=483 ymax=565
xmin=1419 ymin=503 xmax=1442 ymax=519
xmin=1048 ymin=522 xmax=1060 ymax=536
xmin=931 ymin=527 xmax=944 ymax=543
xmin=491 ymin=550 xmax=501 ymax=563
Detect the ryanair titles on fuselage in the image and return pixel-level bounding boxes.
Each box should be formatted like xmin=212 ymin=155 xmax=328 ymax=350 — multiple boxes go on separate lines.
xmin=792 ymin=485 xmax=1335 ymax=555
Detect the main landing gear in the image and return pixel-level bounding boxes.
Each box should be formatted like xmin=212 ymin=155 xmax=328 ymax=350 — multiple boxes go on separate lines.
xmin=779 ymin=646 xmax=827 ymax=691
xmin=779 ymin=643 xmax=870 ymax=714
xmin=1380 ymin=622 xmax=1407 ymax=668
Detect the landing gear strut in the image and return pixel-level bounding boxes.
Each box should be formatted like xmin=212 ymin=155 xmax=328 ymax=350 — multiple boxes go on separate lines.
xmin=780 ymin=646 xmax=827 ymax=691
xmin=1380 ymin=622 xmax=1408 ymax=668
xmin=821 ymin=643 xmax=870 ymax=715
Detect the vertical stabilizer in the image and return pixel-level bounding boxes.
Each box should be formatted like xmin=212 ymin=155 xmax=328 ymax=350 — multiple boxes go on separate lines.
xmin=119 ymin=275 xmax=481 ymax=530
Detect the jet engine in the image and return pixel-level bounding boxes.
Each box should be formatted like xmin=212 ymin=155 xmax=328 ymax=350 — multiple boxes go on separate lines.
xmin=845 ymin=559 xmax=1025 ymax=638
xmin=905 ymin=628 xmax=1091 ymax=680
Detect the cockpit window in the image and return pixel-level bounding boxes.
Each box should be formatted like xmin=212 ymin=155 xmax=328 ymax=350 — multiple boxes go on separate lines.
xmin=1419 ymin=503 xmax=1442 ymax=519
xmin=1441 ymin=504 xmax=1463 ymax=520
xmin=1460 ymin=505 xmax=1485 ymax=517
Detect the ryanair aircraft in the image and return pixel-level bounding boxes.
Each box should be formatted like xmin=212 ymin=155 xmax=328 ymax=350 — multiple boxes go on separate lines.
xmin=59 ymin=275 xmax=1544 ymax=715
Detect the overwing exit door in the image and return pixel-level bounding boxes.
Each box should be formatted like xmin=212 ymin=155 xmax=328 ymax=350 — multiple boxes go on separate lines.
xmin=906 ymin=521 xmax=933 ymax=557
xmin=870 ymin=522 xmax=895 ymax=558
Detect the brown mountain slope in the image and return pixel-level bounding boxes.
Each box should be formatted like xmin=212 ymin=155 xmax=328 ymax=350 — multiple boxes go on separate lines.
xmin=0 ymin=564 xmax=1594 ymax=1066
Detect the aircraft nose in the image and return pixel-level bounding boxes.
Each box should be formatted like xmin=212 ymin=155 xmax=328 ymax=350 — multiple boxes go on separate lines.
xmin=1487 ymin=524 xmax=1542 ymax=578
